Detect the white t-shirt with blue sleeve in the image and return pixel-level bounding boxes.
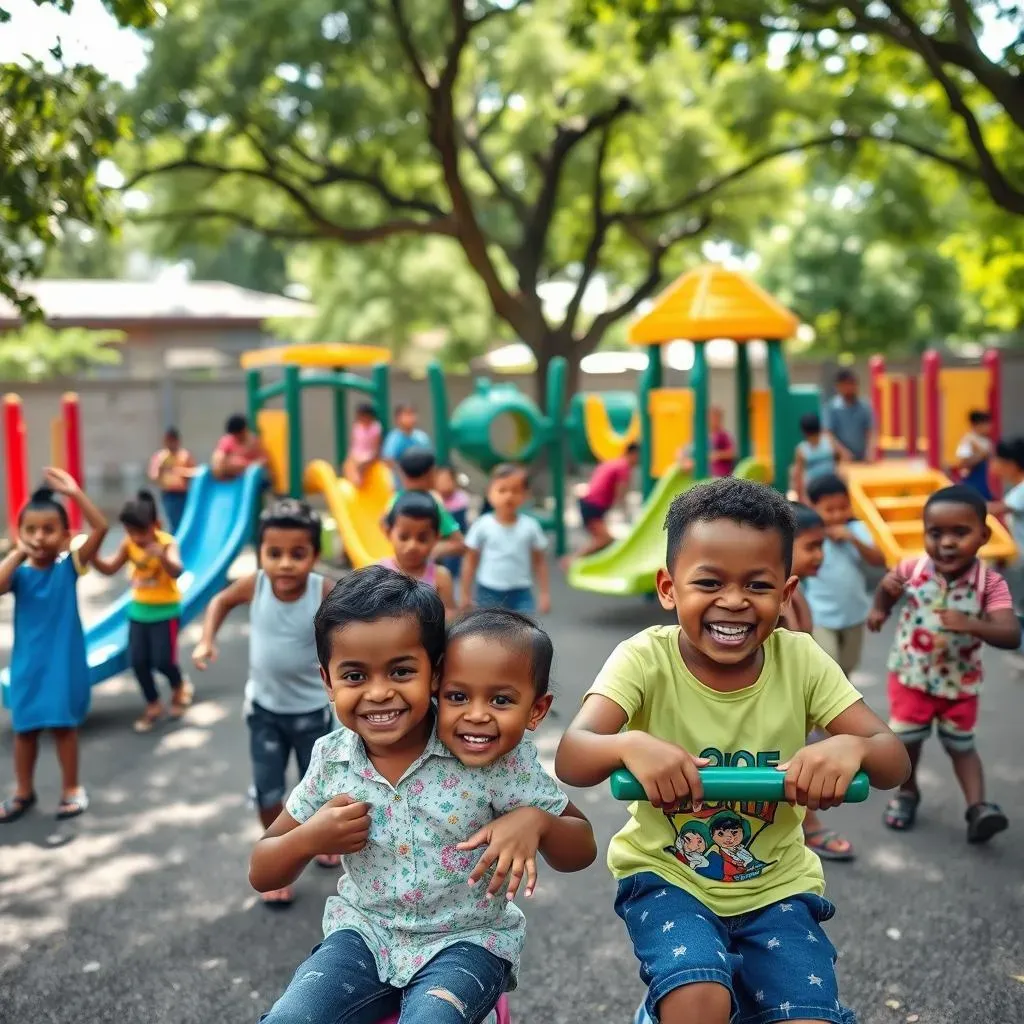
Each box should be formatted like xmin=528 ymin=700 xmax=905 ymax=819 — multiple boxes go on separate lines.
xmin=465 ymin=513 xmax=548 ymax=591
xmin=803 ymin=520 xmax=875 ymax=630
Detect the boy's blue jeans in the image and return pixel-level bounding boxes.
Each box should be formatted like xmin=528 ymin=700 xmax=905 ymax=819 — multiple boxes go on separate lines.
xmin=260 ymin=929 xmax=510 ymax=1024
xmin=615 ymin=872 xmax=855 ymax=1024
xmin=475 ymin=584 xmax=535 ymax=613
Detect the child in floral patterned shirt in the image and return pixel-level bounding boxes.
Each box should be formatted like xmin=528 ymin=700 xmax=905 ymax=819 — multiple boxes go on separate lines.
xmin=868 ymin=485 xmax=1020 ymax=842
xmin=252 ymin=565 xmax=596 ymax=1024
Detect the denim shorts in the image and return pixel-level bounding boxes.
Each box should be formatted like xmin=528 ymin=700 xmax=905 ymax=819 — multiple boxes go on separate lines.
xmin=474 ymin=583 xmax=535 ymax=613
xmin=260 ymin=929 xmax=509 ymax=1024
xmin=246 ymin=701 xmax=333 ymax=809
xmin=615 ymin=872 xmax=856 ymax=1024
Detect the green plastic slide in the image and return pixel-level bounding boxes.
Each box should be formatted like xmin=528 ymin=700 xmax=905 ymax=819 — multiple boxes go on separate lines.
xmin=567 ymin=465 xmax=694 ymax=596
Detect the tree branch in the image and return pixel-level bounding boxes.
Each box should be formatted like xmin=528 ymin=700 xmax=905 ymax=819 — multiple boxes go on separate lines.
xmin=619 ymin=132 xmax=850 ymax=224
xmin=519 ymin=95 xmax=635 ymax=294
xmin=578 ymin=213 xmax=712 ymax=355
xmin=561 ymin=125 xmax=612 ymax=337
xmin=389 ymin=0 xmax=435 ymax=91
xmin=416 ymin=0 xmax=533 ymax=339
xmin=124 ymin=159 xmax=457 ymax=240
xmin=131 ymin=208 xmax=329 ymax=241
xmin=245 ymin=127 xmax=448 ymax=218
xmin=861 ymin=0 xmax=1024 ymax=214
xmin=461 ymin=118 xmax=528 ymax=216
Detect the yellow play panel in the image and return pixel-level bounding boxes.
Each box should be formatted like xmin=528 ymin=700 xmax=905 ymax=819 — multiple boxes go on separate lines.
xmin=241 ymin=343 xmax=391 ymax=370
xmin=628 ymin=265 xmax=799 ymax=345
xmin=845 ymin=462 xmax=1015 ymax=567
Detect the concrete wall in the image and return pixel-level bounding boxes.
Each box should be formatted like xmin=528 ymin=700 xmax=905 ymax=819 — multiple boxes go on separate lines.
xmin=1 ymin=351 xmax=1019 ymax=517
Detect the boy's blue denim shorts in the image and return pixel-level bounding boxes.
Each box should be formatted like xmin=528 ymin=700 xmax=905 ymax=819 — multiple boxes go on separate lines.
xmin=474 ymin=583 xmax=535 ymax=613
xmin=615 ymin=872 xmax=856 ymax=1024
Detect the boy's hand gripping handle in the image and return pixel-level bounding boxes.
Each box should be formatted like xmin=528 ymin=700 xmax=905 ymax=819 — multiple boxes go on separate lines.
xmin=609 ymin=767 xmax=871 ymax=803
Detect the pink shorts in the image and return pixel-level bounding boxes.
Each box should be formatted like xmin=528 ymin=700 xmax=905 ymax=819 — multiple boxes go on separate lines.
xmin=887 ymin=673 xmax=978 ymax=752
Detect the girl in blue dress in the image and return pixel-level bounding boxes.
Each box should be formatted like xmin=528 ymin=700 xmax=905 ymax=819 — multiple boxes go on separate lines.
xmin=0 ymin=468 xmax=108 ymax=822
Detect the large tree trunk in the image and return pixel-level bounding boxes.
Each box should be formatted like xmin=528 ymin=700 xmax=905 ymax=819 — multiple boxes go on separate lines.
xmin=531 ymin=329 xmax=579 ymax=408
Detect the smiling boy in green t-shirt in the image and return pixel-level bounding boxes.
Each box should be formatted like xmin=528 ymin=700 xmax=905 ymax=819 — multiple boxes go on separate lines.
xmin=555 ymin=477 xmax=910 ymax=1024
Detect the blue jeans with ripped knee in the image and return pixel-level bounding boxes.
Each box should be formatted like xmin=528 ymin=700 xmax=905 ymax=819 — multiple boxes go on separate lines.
xmin=260 ymin=929 xmax=510 ymax=1024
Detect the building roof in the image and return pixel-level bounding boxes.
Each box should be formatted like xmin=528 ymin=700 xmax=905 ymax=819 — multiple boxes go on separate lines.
xmin=0 ymin=279 xmax=315 ymax=329
xmin=628 ymin=264 xmax=799 ymax=345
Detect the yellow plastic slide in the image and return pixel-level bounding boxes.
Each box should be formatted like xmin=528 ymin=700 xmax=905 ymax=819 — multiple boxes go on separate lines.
xmin=304 ymin=459 xmax=393 ymax=568
xmin=845 ymin=462 xmax=1015 ymax=567
xmin=582 ymin=394 xmax=640 ymax=462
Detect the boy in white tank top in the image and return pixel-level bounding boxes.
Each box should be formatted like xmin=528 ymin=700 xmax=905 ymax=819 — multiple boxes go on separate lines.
xmin=193 ymin=499 xmax=337 ymax=906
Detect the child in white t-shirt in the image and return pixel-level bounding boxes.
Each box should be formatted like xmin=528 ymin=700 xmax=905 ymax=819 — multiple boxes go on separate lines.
xmin=461 ymin=464 xmax=550 ymax=615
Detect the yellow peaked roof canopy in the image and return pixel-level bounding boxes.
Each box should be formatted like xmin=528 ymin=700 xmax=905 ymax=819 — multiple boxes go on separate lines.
xmin=628 ymin=264 xmax=800 ymax=346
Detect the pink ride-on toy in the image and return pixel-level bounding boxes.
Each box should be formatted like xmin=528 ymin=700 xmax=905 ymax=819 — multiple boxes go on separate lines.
xmin=378 ymin=996 xmax=511 ymax=1024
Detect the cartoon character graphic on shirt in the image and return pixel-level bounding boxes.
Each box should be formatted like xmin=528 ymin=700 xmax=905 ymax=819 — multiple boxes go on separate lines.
xmin=668 ymin=822 xmax=724 ymax=879
xmin=662 ymin=746 xmax=778 ymax=883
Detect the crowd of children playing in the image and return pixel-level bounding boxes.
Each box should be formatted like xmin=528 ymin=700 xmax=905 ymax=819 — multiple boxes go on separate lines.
xmin=4 ymin=369 xmax=1024 ymax=1024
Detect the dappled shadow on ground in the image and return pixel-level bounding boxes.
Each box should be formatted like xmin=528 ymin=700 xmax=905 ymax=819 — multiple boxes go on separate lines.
xmin=2 ymin=573 xmax=1024 ymax=1023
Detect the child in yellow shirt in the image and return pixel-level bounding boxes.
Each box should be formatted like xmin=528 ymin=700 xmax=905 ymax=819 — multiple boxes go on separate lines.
xmin=95 ymin=491 xmax=191 ymax=732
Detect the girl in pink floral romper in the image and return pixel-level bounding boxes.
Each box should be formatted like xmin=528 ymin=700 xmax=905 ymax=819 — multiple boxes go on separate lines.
xmin=868 ymin=485 xmax=1020 ymax=842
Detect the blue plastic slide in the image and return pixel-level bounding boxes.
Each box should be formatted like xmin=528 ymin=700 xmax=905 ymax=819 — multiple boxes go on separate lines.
xmin=1 ymin=464 xmax=263 ymax=703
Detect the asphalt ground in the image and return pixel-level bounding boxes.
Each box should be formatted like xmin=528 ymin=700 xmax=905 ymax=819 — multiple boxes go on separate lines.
xmin=2 ymin=558 xmax=1023 ymax=1024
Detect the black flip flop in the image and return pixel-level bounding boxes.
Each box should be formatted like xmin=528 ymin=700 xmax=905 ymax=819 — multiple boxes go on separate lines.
xmin=55 ymin=789 xmax=89 ymax=820
xmin=966 ymin=802 xmax=1008 ymax=844
xmin=0 ymin=792 xmax=37 ymax=824
xmin=883 ymin=791 xmax=920 ymax=831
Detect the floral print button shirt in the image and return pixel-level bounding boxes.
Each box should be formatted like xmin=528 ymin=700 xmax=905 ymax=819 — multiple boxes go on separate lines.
xmin=286 ymin=724 xmax=568 ymax=988
xmin=887 ymin=556 xmax=1012 ymax=699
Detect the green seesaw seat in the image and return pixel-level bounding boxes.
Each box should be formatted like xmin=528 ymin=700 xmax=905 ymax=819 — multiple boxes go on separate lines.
xmin=609 ymin=767 xmax=870 ymax=803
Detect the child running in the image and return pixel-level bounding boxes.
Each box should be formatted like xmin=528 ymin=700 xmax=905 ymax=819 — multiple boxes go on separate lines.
xmin=462 ymin=464 xmax=551 ymax=614
xmin=254 ymin=566 xmax=595 ymax=1024
xmin=803 ymin=473 xmax=884 ymax=679
xmin=868 ymin=485 xmax=1020 ymax=841
xmin=382 ymin=491 xmax=455 ymax=611
xmin=781 ymin=503 xmax=855 ymax=862
xmin=192 ymin=499 xmax=337 ymax=906
xmin=94 ymin=490 xmax=191 ymax=733
xmin=556 ymin=477 xmax=909 ymax=1024
xmin=0 ymin=468 xmax=108 ymax=822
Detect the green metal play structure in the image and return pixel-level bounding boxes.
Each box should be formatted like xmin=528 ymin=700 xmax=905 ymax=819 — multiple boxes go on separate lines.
xmin=242 ymin=267 xmax=817 ymax=590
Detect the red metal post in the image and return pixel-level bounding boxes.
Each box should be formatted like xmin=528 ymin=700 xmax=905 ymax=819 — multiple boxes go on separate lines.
xmin=4 ymin=394 xmax=28 ymax=537
xmin=868 ymin=355 xmax=885 ymax=461
xmin=982 ymin=347 xmax=1003 ymax=498
xmin=921 ymin=350 xmax=942 ymax=470
xmin=62 ymin=392 xmax=83 ymax=532
xmin=890 ymin=376 xmax=903 ymax=453
xmin=906 ymin=374 xmax=919 ymax=457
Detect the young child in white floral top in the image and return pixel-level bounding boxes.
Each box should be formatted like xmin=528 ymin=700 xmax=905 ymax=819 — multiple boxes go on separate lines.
xmin=252 ymin=565 xmax=596 ymax=1024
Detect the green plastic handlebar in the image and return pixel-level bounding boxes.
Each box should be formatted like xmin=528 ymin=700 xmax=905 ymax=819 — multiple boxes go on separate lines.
xmin=609 ymin=767 xmax=871 ymax=804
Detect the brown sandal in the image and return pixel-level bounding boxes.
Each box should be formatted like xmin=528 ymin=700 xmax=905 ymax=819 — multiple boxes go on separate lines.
xmin=134 ymin=705 xmax=165 ymax=733
xmin=169 ymin=679 xmax=194 ymax=719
